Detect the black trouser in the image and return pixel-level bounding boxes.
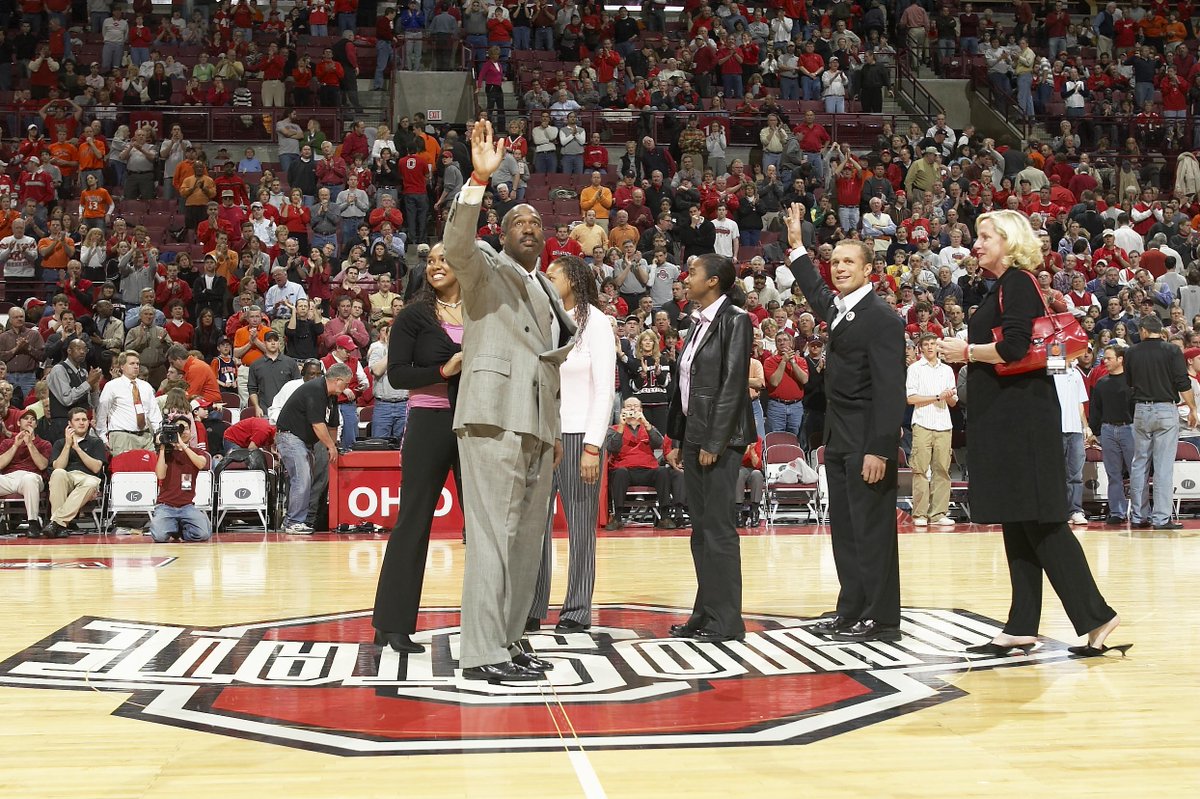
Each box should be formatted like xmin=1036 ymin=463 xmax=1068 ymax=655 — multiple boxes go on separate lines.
xmin=372 ymin=408 xmax=460 ymax=635
xmin=825 ymin=448 xmax=901 ymax=625
xmin=609 ymin=465 xmax=673 ymax=513
xmin=305 ymin=440 xmax=329 ymax=529
xmin=681 ymin=440 xmax=744 ymax=637
xmin=1000 ymin=520 xmax=1116 ymax=637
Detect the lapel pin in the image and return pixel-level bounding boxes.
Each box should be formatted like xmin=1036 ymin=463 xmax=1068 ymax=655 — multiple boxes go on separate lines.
xmin=845 ymin=311 xmax=855 ymax=323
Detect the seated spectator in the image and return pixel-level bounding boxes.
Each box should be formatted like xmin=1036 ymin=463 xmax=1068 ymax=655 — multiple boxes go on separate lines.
xmin=604 ymin=397 xmax=681 ymax=530
xmin=738 ymin=439 xmax=765 ymax=528
xmin=149 ymin=413 xmax=212 ymax=543
xmin=0 ymin=409 xmax=52 ymax=536
xmin=44 ymin=407 xmax=108 ymax=539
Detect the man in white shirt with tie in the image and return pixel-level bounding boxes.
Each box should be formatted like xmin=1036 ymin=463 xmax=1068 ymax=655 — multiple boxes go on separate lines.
xmin=95 ymin=350 xmax=163 ymax=455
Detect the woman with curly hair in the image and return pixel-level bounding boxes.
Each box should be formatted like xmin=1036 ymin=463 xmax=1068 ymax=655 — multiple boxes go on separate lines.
xmin=371 ymin=242 xmax=464 ymax=654
xmin=528 ymin=254 xmax=615 ymax=633
xmin=938 ymin=210 xmax=1128 ymax=658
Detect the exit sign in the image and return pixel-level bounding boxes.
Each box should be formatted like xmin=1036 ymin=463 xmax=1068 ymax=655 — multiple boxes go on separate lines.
xmin=427 ymin=110 xmax=443 ymax=121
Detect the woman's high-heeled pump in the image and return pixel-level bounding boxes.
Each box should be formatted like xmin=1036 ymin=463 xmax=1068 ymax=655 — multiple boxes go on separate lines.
xmin=373 ymin=630 xmax=425 ymax=654
xmin=965 ymin=641 xmax=1036 ymax=656
xmin=1067 ymin=643 xmax=1133 ymax=658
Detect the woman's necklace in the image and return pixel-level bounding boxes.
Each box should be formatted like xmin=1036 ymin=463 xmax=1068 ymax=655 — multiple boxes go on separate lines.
xmin=436 ymin=297 xmax=462 ymax=309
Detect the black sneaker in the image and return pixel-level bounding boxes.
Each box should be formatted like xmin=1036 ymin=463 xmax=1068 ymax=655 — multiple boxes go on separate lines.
xmin=25 ymin=520 xmax=42 ymax=539
xmin=604 ymin=515 xmax=624 ymax=531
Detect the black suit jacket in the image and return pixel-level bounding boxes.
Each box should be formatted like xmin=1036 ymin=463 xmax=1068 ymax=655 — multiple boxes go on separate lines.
xmin=666 ymin=298 xmax=755 ymax=453
xmin=387 ymin=304 xmax=462 ymax=408
xmin=791 ymin=252 xmax=905 ymax=459
xmin=192 ymin=273 xmax=229 ymax=319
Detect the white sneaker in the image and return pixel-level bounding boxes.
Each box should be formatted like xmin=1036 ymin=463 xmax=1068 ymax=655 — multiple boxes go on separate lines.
xmin=1069 ymin=512 xmax=1088 ymax=526
xmin=285 ymin=523 xmax=314 ymax=534
xmin=934 ymin=516 xmax=956 ymax=527
xmin=912 ymin=516 xmax=928 ymax=527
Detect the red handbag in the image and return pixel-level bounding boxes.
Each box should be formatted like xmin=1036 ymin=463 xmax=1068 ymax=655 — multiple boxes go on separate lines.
xmin=991 ymin=269 xmax=1089 ymax=376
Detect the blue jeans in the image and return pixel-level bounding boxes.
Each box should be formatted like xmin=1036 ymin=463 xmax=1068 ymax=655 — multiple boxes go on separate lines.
xmin=1048 ymin=37 xmax=1066 ymax=62
xmin=1134 ymin=81 xmax=1153 ymax=110
xmin=766 ymin=399 xmax=804 ymax=437
xmin=823 ymin=95 xmax=845 ymax=114
xmin=762 ymin=152 xmax=781 ymax=175
xmin=311 ymin=232 xmax=338 ymax=252
xmin=1016 ymin=72 xmax=1034 ymax=116
xmin=277 ymin=431 xmax=313 ymax=527
xmin=372 ymin=399 xmax=409 ymax=439
xmin=837 ymin=205 xmax=859 ymax=233
xmin=279 ymin=152 xmax=298 ymax=177
xmin=339 ymin=402 xmax=358 ymax=449
xmin=310 ymin=24 xmax=329 ymax=36
xmin=1100 ymin=423 xmax=1134 ymax=519
xmin=779 ymin=76 xmax=800 ymax=100
xmin=802 ymin=75 xmax=822 ymax=100
xmin=338 ymin=12 xmax=357 ymax=32
xmin=561 ymin=154 xmax=583 ymax=174
xmin=722 ymin=73 xmax=744 ymax=98
xmin=149 ymin=504 xmax=211 ymax=542
xmin=740 ymin=228 xmax=760 ymax=246
xmin=534 ymin=27 xmax=554 ymax=51
xmin=374 ymin=41 xmax=393 ymax=88
xmin=1063 ymin=432 xmax=1085 ymax=514
xmin=8 ymin=372 xmax=36 ymax=398
xmin=466 ymin=33 xmax=488 ymax=63
xmin=752 ymin=398 xmax=765 ymax=439
xmin=404 ymin=192 xmax=429 ymax=244
xmin=1130 ymin=402 xmax=1180 ymax=526
xmin=534 ymin=151 xmax=557 ymax=174
xmin=961 ymin=37 xmax=979 ymax=55
xmin=513 ymin=26 xmax=531 ymax=50
xmin=131 ymin=47 xmax=150 ymax=66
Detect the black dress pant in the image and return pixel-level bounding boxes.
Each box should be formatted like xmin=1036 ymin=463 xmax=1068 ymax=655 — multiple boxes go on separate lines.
xmin=825 ymin=448 xmax=901 ymax=625
xmin=609 ymin=465 xmax=673 ymax=512
xmin=1001 ymin=521 xmax=1116 ymax=637
xmin=681 ymin=440 xmax=744 ymax=637
xmin=372 ymin=408 xmax=460 ymax=635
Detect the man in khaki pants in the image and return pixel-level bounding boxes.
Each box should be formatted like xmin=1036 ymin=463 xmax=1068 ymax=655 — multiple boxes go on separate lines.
xmin=906 ymin=333 xmax=957 ymax=527
xmin=44 ymin=408 xmax=108 ymax=539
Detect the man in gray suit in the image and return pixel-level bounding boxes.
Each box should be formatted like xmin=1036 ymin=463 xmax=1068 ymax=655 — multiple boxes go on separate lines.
xmin=445 ymin=120 xmax=577 ymax=684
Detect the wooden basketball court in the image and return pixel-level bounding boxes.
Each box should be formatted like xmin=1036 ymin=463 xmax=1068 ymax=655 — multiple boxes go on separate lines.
xmin=1 ymin=523 xmax=1197 ymax=797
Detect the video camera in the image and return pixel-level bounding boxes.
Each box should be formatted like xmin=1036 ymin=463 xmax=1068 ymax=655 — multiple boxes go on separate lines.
xmin=157 ymin=418 xmax=188 ymax=447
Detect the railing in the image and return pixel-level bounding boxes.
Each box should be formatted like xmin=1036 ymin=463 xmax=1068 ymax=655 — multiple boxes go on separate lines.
xmin=1 ymin=105 xmax=347 ymax=144
xmin=892 ymin=56 xmax=946 ymax=126
xmin=517 ymin=109 xmax=907 ymax=152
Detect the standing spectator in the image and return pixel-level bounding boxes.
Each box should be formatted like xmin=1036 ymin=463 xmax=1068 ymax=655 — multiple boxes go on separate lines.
xmin=399 ymin=147 xmax=431 ymax=246
xmin=315 ymin=47 xmax=345 ymax=107
xmin=275 ymin=364 xmax=348 ymax=533
xmin=906 ymin=333 xmax=957 ymax=527
xmin=95 ymin=350 xmax=162 ymax=454
xmin=0 ymin=304 xmax=44 ymax=397
xmin=763 ymin=330 xmax=807 ymax=436
xmin=1125 ymin=314 xmax=1196 ymax=529
xmin=101 ymin=7 xmax=129 ymax=75
xmin=275 ymin=110 xmax=304 ymax=176
xmin=247 ymin=332 xmax=300 ymax=417
xmin=121 ymin=127 xmax=158 ymax=201
xmin=1089 ymin=342 xmax=1135 ymax=525
xmin=1055 ymin=360 xmax=1092 ymax=526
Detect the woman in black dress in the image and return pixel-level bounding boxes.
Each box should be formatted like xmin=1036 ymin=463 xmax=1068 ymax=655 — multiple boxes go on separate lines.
xmin=937 ymin=210 xmax=1128 ymax=658
xmin=371 ymin=243 xmax=464 ymax=653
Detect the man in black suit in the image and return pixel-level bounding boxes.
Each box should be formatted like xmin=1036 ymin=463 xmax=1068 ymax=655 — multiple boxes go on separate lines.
xmin=664 ymin=254 xmax=755 ymax=643
xmin=785 ymin=204 xmax=907 ymax=642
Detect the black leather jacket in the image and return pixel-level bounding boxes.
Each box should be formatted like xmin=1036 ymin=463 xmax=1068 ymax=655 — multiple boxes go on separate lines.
xmin=667 ymin=298 xmax=755 ymax=453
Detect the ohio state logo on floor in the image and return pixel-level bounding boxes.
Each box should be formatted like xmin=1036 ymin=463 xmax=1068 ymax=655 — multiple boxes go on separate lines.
xmin=0 ymin=605 xmax=1073 ymax=756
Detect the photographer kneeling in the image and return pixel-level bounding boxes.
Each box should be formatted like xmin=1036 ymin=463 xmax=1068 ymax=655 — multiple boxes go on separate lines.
xmin=150 ymin=413 xmax=213 ymax=543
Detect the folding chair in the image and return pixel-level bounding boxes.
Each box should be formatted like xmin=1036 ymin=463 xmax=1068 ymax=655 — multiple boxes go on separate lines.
xmin=98 ymin=450 xmax=159 ymax=534
xmin=215 ymin=453 xmax=276 ymax=533
xmin=1172 ymin=440 xmax=1200 ymax=516
xmin=763 ymin=431 xmax=799 ymax=450
xmin=765 ymin=443 xmax=818 ymax=525
xmin=1082 ymin=445 xmax=1110 ymax=516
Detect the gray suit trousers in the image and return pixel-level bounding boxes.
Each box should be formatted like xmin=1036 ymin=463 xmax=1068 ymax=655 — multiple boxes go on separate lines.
xmin=457 ymin=423 xmax=556 ymax=669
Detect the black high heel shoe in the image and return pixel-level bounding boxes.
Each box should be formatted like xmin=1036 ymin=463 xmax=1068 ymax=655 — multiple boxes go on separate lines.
xmin=1067 ymin=643 xmax=1133 ymax=658
xmin=965 ymin=641 xmax=1036 ymax=656
xmin=373 ymin=630 xmax=425 ymax=654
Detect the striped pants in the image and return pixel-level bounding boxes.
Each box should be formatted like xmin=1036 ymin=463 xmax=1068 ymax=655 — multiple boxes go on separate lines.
xmin=529 ymin=433 xmax=602 ymax=625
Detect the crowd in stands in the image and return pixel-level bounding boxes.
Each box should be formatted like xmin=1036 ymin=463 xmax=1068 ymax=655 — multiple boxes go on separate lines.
xmin=1 ymin=0 xmax=1199 ymax=534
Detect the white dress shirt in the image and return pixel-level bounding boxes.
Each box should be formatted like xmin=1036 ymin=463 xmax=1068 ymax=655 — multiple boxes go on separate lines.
xmin=832 ymin=282 xmax=873 ymax=328
xmin=559 ymin=304 xmax=617 ymax=446
xmin=95 ymin=375 xmax=163 ymax=441
xmin=679 ymin=294 xmax=728 ymax=414
xmin=906 ymin=356 xmax=956 ymax=431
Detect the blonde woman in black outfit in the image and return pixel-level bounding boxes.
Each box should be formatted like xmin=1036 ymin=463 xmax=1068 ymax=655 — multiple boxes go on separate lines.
xmin=371 ymin=243 xmax=465 ymax=654
xmin=937 ymin=210 xmax=1129 ymax=658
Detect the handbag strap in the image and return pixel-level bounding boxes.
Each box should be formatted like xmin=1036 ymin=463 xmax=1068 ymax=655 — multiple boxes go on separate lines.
xmin=997 ymin=268 xmax=1053 ymax=318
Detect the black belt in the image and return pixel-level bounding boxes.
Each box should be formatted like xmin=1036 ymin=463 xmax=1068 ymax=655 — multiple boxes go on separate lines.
xmin=128 ymin=170 xmax=153 ymax=174
xmin=1137 ymin=400 xmax=1174 ymax=405
xmin=1102 ymin=422 xmax=1131 ymax=427
xmin=111 ymin=429 xmax=149 ymax=435
xmin=770 ymin=398 xmax=803 ymax=405
xmin=375 ymin=398 xmax=407 ymax=403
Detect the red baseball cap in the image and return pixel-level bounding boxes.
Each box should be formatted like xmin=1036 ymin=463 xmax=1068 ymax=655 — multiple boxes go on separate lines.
xmin=334 ymin=334 xmax=357 ymax=351
xmin=1185 ymin=347 xmax=1200 ymax=362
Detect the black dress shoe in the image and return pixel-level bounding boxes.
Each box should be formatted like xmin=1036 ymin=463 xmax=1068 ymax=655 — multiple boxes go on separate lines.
xmin=692 ymin=628 xmax=745 ymax=644
xmin=829 ymin=619 xmax=902 ymax=642
xmin=668 ymin=623 xmax=701 ymax=638
xmin=604 ymin=515 xmax=624 ymax=531
xmin=512 ymin=651 xmax=554 ymax=672
xmin=554 ymin=618 xmax=590 ymax=633
xmin=525 ymin=617 xmax=541 ymax=633
xmin=811 ymin=615 xmax=857 ymax=635
xmin=462 ymin=661 xmax=543 ymax=683
xmin=1160 ymin=521 xmax=1185 ymax=530
xmin=373 ymin=630 xmax=425 ymax=654
xmin=1105 ymin=515 xmax=1125 ymax=525
xmin=50 ymin=523 xmax=70 ymax=539
xmin=1134 ymin=520 xmax=1153 ymax=529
